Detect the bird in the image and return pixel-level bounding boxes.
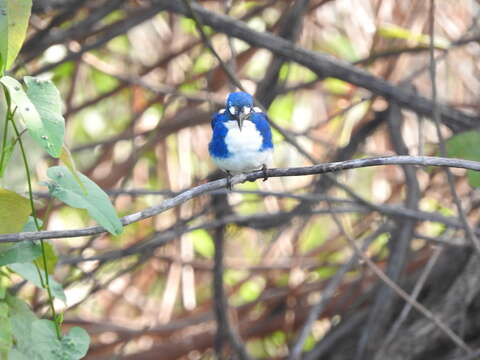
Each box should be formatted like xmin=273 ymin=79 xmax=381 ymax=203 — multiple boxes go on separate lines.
xmin=209 ymin=91 xmax=273 ymax=189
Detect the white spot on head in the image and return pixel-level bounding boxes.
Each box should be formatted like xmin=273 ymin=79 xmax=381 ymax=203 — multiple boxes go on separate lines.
xmin=219 ymin=108 xmax=226 ymax=114
xmin=253 ymin=107 xmax=262 ymax=113
xmin=243 ymin=106 xmax=251 ymax=114
xmin=229 ymin=106 xmax=236 ymax=115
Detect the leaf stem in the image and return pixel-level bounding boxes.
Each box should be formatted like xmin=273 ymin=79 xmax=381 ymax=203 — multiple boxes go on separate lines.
xmin=8 ymin=105 xmax=62 ymax=340
xmin=0 ymin=87 xmax=11 ymax=177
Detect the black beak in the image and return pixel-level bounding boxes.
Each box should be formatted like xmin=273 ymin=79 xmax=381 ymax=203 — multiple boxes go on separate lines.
xmin=235 ymin=114 xmax=243 ymax=131
xmin=236 ymin=112 xmax=251 ymax=131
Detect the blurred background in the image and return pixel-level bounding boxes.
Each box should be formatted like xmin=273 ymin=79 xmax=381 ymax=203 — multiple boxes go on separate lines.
xmin=4 ymin=0 xmax=480 ymax=358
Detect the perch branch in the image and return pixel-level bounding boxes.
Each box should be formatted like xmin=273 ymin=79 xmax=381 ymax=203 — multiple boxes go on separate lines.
xmin=1 ymin=155 xmax=479 ymax=243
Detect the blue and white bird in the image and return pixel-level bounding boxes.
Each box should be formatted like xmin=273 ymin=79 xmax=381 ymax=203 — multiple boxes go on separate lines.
xmin=209 ymin=91 xmax=273 ymax=188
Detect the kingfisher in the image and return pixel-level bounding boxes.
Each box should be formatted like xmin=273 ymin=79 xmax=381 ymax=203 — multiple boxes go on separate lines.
xmin=209 ymin=91 xmax=273 ymax=189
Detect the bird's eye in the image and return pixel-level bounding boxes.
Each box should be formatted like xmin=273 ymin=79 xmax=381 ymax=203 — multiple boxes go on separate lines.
xmin=229 ymin=106 xmax=236 ymax=115
xmin=243 ymin=106 xmax=251 ymax=114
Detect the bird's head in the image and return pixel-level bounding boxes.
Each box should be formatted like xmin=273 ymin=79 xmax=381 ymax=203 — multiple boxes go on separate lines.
xmin=226 ymin=92 xmax=254 ymax=131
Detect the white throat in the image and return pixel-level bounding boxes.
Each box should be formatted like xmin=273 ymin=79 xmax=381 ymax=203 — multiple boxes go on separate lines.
xmin=223 ymin=120 xmax=262 ymax=152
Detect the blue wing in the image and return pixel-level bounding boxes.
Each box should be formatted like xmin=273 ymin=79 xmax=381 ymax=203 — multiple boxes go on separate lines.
xmin=209 ymin=111 xmax=230 ymax=158
xmin=211 ymin=112 xmax=220 ymax=129
xmin=250 ymin=112 xmax=273 ymax=150
xmin=211 ymin=110 xmax=228 ymax=129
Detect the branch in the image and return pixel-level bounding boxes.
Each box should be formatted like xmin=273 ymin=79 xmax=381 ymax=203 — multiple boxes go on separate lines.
xmin=1 ymin=155 xmax=479 ymax=243
xmin=27 ymin=4 xmax=167 ymax=76
xmin=156 ymin=0 xmax=479 ymax=132
xmin=356 ymin=104 xmax=421 ymax=359
xmin=327 ymin=202 xmax=473 ymax=355
xmin=60 ymin=203 xmax=470 ymax=266
xmin=427 ymin=0 xmax=480 ymax=254
xmin=288 ymin=223 xmax=391 ymax=359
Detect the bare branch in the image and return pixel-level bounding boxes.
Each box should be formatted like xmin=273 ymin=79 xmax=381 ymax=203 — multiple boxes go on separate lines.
xmin=1 ymin=155 xmax=479 ymax=243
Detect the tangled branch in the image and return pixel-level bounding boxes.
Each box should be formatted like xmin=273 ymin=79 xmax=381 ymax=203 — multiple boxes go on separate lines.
xmin=157 ymin=0 xmax=479 ymax=132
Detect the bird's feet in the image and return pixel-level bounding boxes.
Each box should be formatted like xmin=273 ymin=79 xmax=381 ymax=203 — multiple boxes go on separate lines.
xmin=226 ymin=171 xmax=233 ymax=190
xmin=261 ymin=164 xmax=268 ymax=181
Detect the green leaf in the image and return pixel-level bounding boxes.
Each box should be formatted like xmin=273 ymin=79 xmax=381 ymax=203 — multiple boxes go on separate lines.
xmin=24 ymin=76 xmax=65 ymax=157
xmin=9 ymin=262 xmax=66 ymax=303
xmin=61 ymin=326 xmax=90 ymax=359
xmin=0 ymin=135 xmax=16 ymax=178
xmin=59 ymin=145 xmax=86 ymax=193
xmin=45 ymin=166 xmax=123 ymax=235
xmin=300 ymin=220 xmax=328 ymax=253
xmin=6 ymin=294 xmax=37 ymax=357
xmin=0 ymin=187 xmax=30 ymax=234
xmin=90 ymin=68 xmax=119 ymax=93
xmin=34 ymin=241 xmax=57 ymax=274
xmin=324 ymin=77 xmax=351 ymax=95
xmin=0 ymin=0 xmax=32 ymax=71
xmin=6 ymin=295 xmax=88 ymax=360
xmin=192 ymin=229 xmax=214 ymax=258
xmin=0 ymin=242 xmax=41 ymax=266
xmin=303 ymin=334 xmax=316 ymax=352
xmin=446 ymin=130 xmax=480 ymax=187
xmin=268 ymin=94 xmax=294 ymax=128
xmin=9 ymin=349 xmax=29 ymax=360
xmin=0 ymin=301 xmax=12 ymax=357
xmin=21 ymin=216 xmax=43 ymax=232
xmin=239 ymin=278 xmax=264 ymax=303
xmin=29 ymin=320 xmax=60 ymax=357
xmin=0 ymin=76 xmax=42 ymax=145
xmin=378 ymin=24 xmax=420 ymax=41
xmin=31 ymin=320 xmax=90 ymax=360
xmin=467 ymin=171 xmax=480 ymax=188
xmin=378 ymin=24 xmax=449 ymax=49
xmin=320 ymin=34 xmax=358 ymax=61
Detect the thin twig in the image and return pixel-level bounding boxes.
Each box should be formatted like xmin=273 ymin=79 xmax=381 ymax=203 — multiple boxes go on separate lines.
xmin=288 ymin=223 xmax=392 ymax=359
xmin=355 ymin=104 xmax=421 ymax=360
xmin=180 ymin=0 xmax=244 ymax=91
xmin=381 ymin=246 xmax=443 ymax=349
xmin=325 ymin=202 xmax=473 ymax=355
xmin=212 ymin=223 xmax=252 ymax=360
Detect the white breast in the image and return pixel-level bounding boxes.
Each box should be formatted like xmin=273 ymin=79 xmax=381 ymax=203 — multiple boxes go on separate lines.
xmin=212 ymin=120 xmax=272 ymax=174
xmin=224 ymin=120 xmax=263 ymax=153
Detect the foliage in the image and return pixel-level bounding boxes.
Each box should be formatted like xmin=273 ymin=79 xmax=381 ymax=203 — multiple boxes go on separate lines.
xmin=45 ymin=166 xmax=123 ymax=235
xmin=5 ymin=295 xmax=89 ymax=360
xmin=0 ymin=188 xmax=30 ymax=234
xmin=0 ymin=2 xmax=125 ymax=358
xmin=446 ymin=130 xmax=480 ymax=187
xmin=0 ymin=0 xmax=31 ymax=72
